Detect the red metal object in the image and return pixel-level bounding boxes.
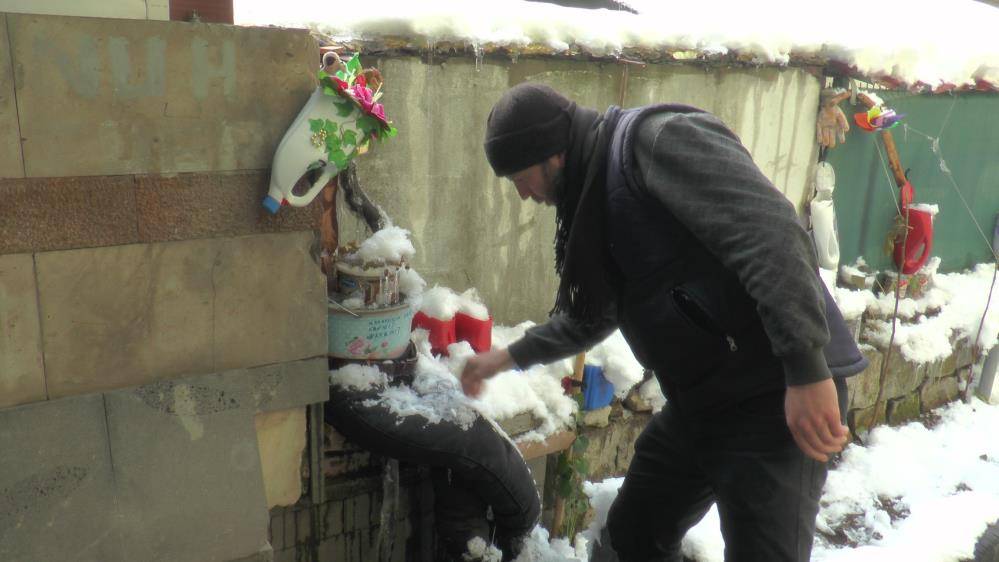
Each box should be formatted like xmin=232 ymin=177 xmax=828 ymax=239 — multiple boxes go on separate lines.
xmin=455 ymin=313 xmax=493 ymax=353
xmin=411 ymin=311 xmax=456 ymax=356
xmin=893 ymin=207 xmax=934 ymax=275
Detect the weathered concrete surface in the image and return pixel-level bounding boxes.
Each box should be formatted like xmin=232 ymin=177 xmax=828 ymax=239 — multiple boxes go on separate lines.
xmin=0 ymin=359 xmax=327 ymax=562
xmin=0 ymin=14 xmax=22 ymax=178
xmin=37 ymin=239 xmax=216 ymax=398
xmin=0 ymin=176 xmax=140 ymax=254
xmin=213 ymin=231 xmax=327 ymax=371
xmin=0 ymin=1 xmax=164 ymax=20
xmin=105 ymin=380 xmax=278 ymax=562
xmin=36 ymin=232 xmax=326 ymax=400
xmin=255 ymin=407 xmax=307 ymax=509
xmin=0 ymin=253 xmax=46 ymax=408
xmin=0 ymin=171 xmax=319 ymax=255
xmin=848 ymin=401 xmax=886 ymax=436
xmin=348 ymin=57 xmax=822 ymax=324
xmin=0 ymin=394 xmax=121 ymax=562
xmin=135 ymin=171 xmax=319 ymax=244
xmin=7 ymin=13 xmax=317 ymax=177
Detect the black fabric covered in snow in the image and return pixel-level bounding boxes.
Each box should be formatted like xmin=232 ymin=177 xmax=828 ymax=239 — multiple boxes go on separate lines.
xmin=325 ymin=385 xmax=540 ymax=561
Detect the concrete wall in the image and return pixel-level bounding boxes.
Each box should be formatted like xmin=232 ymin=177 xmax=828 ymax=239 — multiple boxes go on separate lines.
xmin=346 ymin=56 xmax=822 ymax=324
xmin=0 ymin=14 xmax=328 ymax=562
xmin=0 ymin=0 xmax=168 ymax=20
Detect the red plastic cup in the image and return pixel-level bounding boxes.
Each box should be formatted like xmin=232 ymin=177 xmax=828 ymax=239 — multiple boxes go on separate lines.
xmin=455 ymin=313 xmax=493 ymax=353
xmin=412 ymin=311 xmax=456 ymax=356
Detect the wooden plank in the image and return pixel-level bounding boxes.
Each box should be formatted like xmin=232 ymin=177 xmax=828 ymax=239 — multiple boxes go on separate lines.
xmin=516 ymin=430 xmax=576 ymax=461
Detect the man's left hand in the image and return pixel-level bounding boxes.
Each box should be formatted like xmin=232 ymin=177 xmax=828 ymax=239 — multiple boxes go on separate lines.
xmin=785 ymin=378 xmax=848 ymax=462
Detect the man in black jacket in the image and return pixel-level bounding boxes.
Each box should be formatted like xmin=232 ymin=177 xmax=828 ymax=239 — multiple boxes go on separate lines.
xmin=461 ymin=83 xmax=867 ymax=561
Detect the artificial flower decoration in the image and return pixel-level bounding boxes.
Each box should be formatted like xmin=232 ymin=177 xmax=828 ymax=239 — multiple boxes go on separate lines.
xmin=304 ymin=54 xmax=398 ymax=172
xmin=854 ymin=105 xmax=905 ymax=132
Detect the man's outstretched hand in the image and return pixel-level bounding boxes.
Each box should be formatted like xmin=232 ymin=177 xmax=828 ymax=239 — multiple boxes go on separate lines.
xmin=785 ymin=378 xmax=849 ymax=462
xmin=460 ymin=348 xmax=515 ymax=398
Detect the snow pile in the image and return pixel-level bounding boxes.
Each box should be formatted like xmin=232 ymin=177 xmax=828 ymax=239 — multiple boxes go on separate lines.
xmin=825 ymin=260 xmax=999 ymax=365
xmin=235 ymin=0 xmax=999 ymax=90
xmin=419 ymin=286 xmax=489 ymax=320
xmin=330 ymin=363 xmax=387 ymax=390
xmin=399 ymin=266 xmax=427 ymax=299
xmin=559 ymin=399 xmax=999 ymax=562
xmin=585 ymin=330 xmax=645 ymax=397
xmin=513 ymin=527 xmax=585 ymax=562
xmin=443 ymin=335 xmax=578 ymax=442
xmin=814 ymin=399 xmax=999 ymax=561
xmin=465 ymin=537 xmax=503 ymax=562
xmin=349 ymin=225 xmax=415 ymax=265
xmin=864 ymin=263 xmax=999 ymax=364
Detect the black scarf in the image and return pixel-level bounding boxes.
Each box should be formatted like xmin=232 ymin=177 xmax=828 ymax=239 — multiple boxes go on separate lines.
xmin=551 ymin=104 xmax=624 ymax=325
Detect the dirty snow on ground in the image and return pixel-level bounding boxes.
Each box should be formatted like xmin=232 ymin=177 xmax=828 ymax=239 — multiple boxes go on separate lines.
xmin=235 ymin=0 xmax=999 ymax=90
xmin=514 ymin=399 xmax=999 ymax=562
xmin=827 ymin=259 xmax=999 ymax=365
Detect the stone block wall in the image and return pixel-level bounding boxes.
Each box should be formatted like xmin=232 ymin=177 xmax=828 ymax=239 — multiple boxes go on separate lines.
xmin=0 ymin=13 xmax=330 ymax=562
xmin=845 ymin=336 xmax=974 ymax=435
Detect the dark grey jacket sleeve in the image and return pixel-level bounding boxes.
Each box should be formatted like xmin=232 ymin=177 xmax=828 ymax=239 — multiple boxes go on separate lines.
xmin=633 ymin=112 xmax=831 ymax=386
xmin=506 ymin=306 xmax=618 ymax=369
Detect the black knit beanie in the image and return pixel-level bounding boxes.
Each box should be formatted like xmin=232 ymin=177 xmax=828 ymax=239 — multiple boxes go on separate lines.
xmin=483 ymin=83 xmax=573 ymax=177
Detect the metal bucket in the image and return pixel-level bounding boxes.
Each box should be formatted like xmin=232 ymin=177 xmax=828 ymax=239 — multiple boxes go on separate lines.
xmin=335 ymin=262 xmax=401 ymax=307
xmin=328 ymin=300 xmax=414 ymax=360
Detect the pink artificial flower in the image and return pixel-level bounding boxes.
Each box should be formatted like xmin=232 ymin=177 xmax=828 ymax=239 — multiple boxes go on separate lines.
xmin=370 ymin=103 xmax=386 ymax=123
xmin=350 ymin=84 xmax=374 ymax=112
xmin=333 ymin=77 xmax=349 ymax=91
xmin=355 ymin=75 xmax=367 ymax=89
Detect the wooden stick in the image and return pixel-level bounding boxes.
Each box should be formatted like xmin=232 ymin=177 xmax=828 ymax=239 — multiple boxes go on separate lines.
xmin=319 ymin=177 xmax=340 ymax=279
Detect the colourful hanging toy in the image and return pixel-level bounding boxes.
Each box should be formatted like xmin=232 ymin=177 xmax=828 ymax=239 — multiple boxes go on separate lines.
xmin=854 ymin=105 xmax=905 ymax=132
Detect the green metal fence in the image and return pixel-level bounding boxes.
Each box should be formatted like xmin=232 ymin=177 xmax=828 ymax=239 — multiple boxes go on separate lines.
xmin=826 ymin=91 xmax=999 ymax=273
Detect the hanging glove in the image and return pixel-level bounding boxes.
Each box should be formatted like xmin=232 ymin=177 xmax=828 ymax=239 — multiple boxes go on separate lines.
xmin=816 ymin=89 xmax=851 ymax=149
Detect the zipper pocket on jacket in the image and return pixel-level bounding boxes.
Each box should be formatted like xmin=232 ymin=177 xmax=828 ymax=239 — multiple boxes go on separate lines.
xmin=672 ymin=287 xmax=738 ymax=352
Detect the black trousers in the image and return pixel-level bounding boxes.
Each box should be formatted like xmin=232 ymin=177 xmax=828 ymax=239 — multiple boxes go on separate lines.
xmin=605 ymin=389 xmax=831 ymax=562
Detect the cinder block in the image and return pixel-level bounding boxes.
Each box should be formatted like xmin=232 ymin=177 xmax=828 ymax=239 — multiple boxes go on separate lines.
xmin=37 ymin=240 xmax=215 ymax=398
xmin=0 ymin=176 xmax=139 ymax=255
xmin=7 ymin=13 xmax=317 ymax=177
xmin=0 ymin=14 xmax=22 ymax=179
xmin=213 ymin=232 xmax=327 ymax=371
xmin=0 ymin=253 xmax=46 ymax=408
xmin=0 ymin=394 xmax=123 ymax=562
xmin=103 ymin=378 xmax=272 ymax=562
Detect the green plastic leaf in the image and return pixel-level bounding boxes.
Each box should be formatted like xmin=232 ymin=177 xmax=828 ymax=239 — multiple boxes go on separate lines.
xmin=335 ymin=100 xmax=355 ymax=118
xmin=323 ymin=85 xmax=336 ymax=97
xmin=309 ymin=119 xmax=324 ymax=133
xmin=323 ymin=120 xmax=339 ymax=138
xmin=356 ymin=115 xmax=378 ymax=134
xmin=346 ymin=54 xmax=362 ymax=76
xmin=335 ymin=69 xmax=347 ymax=82
xmin=330 ymin=149 xmax=349 ymax=171
xmin=342 ymin=129 xmax=358 ymax=146
xmin=385 ymin=125 xmax=398 ymax=138
xmin=318 ymin=69 xmax=329 ymax=81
